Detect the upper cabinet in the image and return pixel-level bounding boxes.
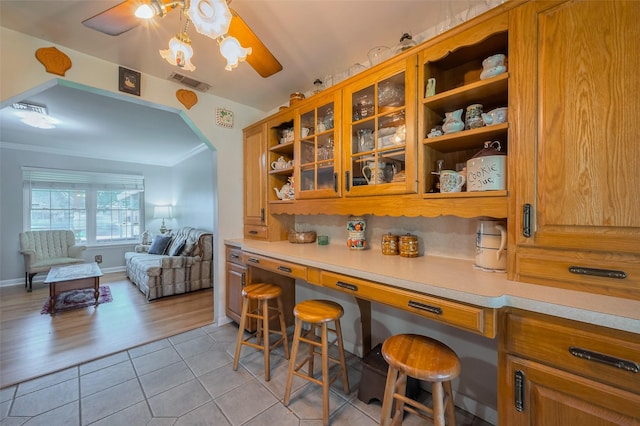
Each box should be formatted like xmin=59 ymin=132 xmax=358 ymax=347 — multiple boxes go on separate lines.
xmin=342 ymin=55 xmax=418 ymax=197
xmin=508 ymin=0 xmax=640 ymax=300
xmin=295 ymin=90 xmax=342 ymax=199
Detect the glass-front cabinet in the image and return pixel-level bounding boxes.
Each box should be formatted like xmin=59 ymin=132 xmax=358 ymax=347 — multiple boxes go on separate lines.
xmin=295 ymin=90 xmax=342 ymax=199
xmin=343 ymin=55 xmax=418 ymax=197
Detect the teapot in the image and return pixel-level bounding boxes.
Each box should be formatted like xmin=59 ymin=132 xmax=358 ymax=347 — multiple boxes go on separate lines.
xmin=481 ymin=107 xmax=508 ymax=126
xmin=271 ymin=156 xmax=289 ymax=170
xmin=273 ymin=182 xmax=292 ymax=200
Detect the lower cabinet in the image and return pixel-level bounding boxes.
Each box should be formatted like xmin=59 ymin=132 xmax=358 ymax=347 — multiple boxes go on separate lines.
xmin=225 ymin=246 xmax=255 ymax=331
xmin=498 ymin=308 xmax=640 ymax=425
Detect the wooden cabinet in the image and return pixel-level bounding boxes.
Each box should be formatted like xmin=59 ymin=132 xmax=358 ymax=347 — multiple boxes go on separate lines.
xmin=499 ymin=308 xmax=640 ymax=425
xmin=225 ymin=245 xmax=255 ymax=331
xmin=243 ymin=117 xmax=292 ymax=241
xmin=295 ymin=89 xmax=342 ymax=199
xmin=419 ymin=11 xmax=509 ymax=218
xmin=509 ymin=0 xmax=640 ymax=299
xmin=342 ymin=55 xmax=418 ymax=197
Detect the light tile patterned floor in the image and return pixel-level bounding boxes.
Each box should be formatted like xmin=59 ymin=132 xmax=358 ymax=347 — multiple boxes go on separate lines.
xmin=0 ymin=323 xmax=492 ymax=425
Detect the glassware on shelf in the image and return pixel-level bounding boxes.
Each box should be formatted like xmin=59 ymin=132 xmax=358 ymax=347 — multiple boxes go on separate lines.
xmin=353 ymin=93 xmax=374 ymax=121
xmin=393 ymin=33 xmax=417 ymax=54
xmin=312 ymin=78 xmax=324 ymax=95
xmin=368 ymin=46 xmax=391 ymax=66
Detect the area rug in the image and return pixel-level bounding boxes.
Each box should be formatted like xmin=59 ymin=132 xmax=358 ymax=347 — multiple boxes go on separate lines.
xmin=40 ymin=286 xmax=112 ymax=314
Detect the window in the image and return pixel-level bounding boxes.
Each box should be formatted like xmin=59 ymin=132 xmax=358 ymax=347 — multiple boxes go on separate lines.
xmin=23 ymin=167 xmax=144 ymax=245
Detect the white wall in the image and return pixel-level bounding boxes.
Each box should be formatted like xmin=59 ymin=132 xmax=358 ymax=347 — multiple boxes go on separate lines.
xmin=0 ymin=27 xmax=265 ymax=323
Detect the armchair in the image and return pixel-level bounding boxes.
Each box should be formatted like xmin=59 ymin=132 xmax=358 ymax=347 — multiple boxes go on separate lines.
xmin=19 ymin=230 xmax=86 ymax=291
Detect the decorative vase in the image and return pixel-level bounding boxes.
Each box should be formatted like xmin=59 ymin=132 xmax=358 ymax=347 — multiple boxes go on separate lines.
xmin=442 ymin=109 xmax=465 ymax=134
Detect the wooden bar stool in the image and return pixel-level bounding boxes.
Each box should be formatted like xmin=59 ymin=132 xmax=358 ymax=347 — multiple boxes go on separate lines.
xmin=380 ymin=334 xmax=461 ymax=426
xmin=232 ymin=283 xmax=289 ymax=381
xmin=283 ymin=299 xmax=350 ymax=426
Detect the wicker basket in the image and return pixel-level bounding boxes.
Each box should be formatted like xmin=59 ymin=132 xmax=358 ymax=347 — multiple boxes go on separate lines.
xmin=288 ymin=231 xmax=316 ymax=244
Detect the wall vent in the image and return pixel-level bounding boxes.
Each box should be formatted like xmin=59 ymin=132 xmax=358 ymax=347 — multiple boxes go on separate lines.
xmin=168 ymin=72 xmax=211 ymax=92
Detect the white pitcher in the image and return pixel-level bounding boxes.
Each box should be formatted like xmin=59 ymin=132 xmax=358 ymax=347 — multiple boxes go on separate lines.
xmin=475 ymin=219 xmax=507 ymax=270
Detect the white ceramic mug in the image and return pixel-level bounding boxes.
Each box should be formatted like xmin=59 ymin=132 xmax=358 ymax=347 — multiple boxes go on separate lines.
xmin=439 ymin=170 xmax=466 ymax=192
xmin=475 ymin=220 xmax=507 ymax=270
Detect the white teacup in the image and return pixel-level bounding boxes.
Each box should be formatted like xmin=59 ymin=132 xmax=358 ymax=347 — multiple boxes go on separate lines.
xmin=439 ymin=170 xmax=466 ymax=193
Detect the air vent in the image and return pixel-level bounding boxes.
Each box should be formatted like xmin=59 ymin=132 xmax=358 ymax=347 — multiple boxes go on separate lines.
xmin=168 ymin=72 xmax=211 ymax=92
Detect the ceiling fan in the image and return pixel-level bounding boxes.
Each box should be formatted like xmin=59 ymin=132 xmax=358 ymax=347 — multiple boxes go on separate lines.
xmin=81 ymin=0 xmax=283 ymax=78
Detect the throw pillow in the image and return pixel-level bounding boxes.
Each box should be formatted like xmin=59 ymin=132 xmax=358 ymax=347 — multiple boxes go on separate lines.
xmin=148 ymin=235 xmax=172 ymax=255
xmin=168 ymin=237 xmax=187 ymax=256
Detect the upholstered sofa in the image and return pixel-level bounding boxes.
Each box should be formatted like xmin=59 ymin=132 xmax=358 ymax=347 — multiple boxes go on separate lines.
xmin=125 ymin=227 xmax=213 ymax=301
xmin=19 ymin=230 xmax=86 ymax=291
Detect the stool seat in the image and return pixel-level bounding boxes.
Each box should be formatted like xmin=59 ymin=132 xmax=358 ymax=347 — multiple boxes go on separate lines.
xmin=233 ymin=282 xmax=289 ymax=382
xmin=382 ymin=334 xmax=461 ymax=382
xmin=381 ymin=334 xmax=461 ymax=426
xmin=293 ymin=299 xmax=344 ymax=323
xmin=242 ymin=283 xmax=283 ymax=300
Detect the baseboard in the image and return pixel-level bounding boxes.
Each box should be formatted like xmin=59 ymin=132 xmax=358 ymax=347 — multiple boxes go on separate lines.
xmin=0 ymin=266 xmax=126 ymax=288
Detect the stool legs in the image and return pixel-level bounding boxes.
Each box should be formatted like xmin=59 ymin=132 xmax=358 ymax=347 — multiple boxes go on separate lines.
xmin=232 ymin=291 xmax=289 ymax=382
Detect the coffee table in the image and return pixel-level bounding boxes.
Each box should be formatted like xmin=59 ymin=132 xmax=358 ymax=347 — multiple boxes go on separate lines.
xmin=44 ymin=262 xmax=104 ymax=314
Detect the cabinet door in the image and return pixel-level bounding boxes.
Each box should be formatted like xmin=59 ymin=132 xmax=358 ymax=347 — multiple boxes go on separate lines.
xmin=343 ymin=55 xmax=418 ymax=196
xmin=225 ymin=261 xmax=256 ymax=331
xmin=296 ymin=90 xmax=342 ymax=199
xmin=499 ymin=355 xmax=640 ymax=425
xmin=243 ymin=124 xmax=267 ymax=228
xmin=510 ymin=0 xmax=640 ymax=297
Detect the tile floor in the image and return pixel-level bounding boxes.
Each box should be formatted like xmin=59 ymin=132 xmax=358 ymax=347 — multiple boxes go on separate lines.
xmin=0 ymin=322 xmax=491 ymax=425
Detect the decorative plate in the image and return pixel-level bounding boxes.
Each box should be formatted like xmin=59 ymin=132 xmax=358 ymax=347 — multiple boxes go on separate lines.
xmin=216 ymin=108 xmax=233 ymax=128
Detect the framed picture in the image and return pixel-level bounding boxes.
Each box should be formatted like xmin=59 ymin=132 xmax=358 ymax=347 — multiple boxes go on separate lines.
xmin=118 ymin=67 xmax=141 ymax=96
xmin=216 ymin=108 xmax=234 ymax=128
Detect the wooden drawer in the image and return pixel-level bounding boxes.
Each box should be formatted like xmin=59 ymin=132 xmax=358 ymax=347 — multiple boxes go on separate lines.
xmin=225 ymin=246 xmax=243 ymax=265
xmin=242 ymin=252 xmax=307 ymax=280
xmin=320 ymin=271 xmax=496 ymax=338
xmin=502 ymin=308 xmax=640 ymax=394
xmin=515 ymin=247 xmax=640 ymax=300
xmin=244 ymin=225 xmax=268 ymax=240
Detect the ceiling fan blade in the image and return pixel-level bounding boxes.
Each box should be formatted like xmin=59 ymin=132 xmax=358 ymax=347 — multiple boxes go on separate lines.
xmin=228 ymin=8 xmax=283 ymax=78
xmin=82 ymin=0 xmax=143 ymax=36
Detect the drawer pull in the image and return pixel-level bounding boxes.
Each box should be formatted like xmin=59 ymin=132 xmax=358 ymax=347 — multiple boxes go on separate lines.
xmin=514 ymin=370 xmax=525 ymax=412
xmin=230 ymin=253 xmax=239 ymax=259
xmin=568 ymin=266 xmax=627 ymax=279
xmin=247 ymin=257 xmax=260 ymax=264
xmin=408 ymin=300 xmax=443 ymax=315
xmin=248 ymin=230 xmax=258 ymax=235
xmin=569 ymin=347 xmax=639 ymax=373
xmin=336 ymin=281 xmax=358 ymax=292
xmin=277 ymin=266 xmax=292 ymax=273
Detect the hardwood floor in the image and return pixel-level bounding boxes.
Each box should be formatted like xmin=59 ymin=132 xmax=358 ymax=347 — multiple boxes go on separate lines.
xmin=0 ymin=272 xmax=214 ymax=389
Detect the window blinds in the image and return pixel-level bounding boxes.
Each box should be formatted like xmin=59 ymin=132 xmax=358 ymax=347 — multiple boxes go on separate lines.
xmin=22 ymin=167 xmax=144 ymax=191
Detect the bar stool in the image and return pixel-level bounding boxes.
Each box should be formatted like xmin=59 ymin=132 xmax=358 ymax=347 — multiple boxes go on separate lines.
xmin=283 ymin=299 xmax=350 ymax=426
xmin=380 ymin=334 xmax=461 ymax=426
xmin=232 ymin=283 xmax=289 ymax=381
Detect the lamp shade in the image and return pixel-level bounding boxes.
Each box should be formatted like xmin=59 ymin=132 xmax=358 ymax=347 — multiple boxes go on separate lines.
xmin=219 ymin=36 xmax=251 ymax=71
xmin=153 ymin=206 xmax=172 ymax=219
xmin=159 ymin=33 xmax=196 ymax=71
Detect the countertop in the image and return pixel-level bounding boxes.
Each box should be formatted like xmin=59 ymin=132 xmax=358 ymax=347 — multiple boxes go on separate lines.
xmin=226 ymin=239 xmax=640 ymax=334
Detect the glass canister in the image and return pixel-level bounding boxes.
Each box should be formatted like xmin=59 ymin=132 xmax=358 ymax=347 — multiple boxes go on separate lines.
xmin=399 ymin=234 xmax=419 ymax=257
xmin=381 ymin=233 xmax=399 ymax=255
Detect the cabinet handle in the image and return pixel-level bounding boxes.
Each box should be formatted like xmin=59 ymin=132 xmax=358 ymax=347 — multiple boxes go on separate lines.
xmin=345 ymin=171 xmax=351 ymax=191
xmin=230 ymin=253 xmax=239 ymax=259
xmin=336 ymin=281 xmax=358 ymax=292
xmin=408 ymin=300 xmax=443 ymax=315
xmin=248 ymin=230 xmax=258 ymax=235
xmin=333 ymin=173 xmax=338 ymax=193
xmin=260 ymin=208 xmax=265 ymax=223
xmin=569 ymin=347 xmax=639 ymax=373
xmin=241 ymin=272 xmax=246 ymax=287
xmin=514 ymin=370 xmax=525 ymax=412
xmin=247 ymin=257 xmax=260 ymax=264
xmin=522 ymin=203 xmax=532 ymax=237
xmin=277 ymin=266 xmax=292 ymax=273
xmin=568 ymin=266 xmax=627 ymax=279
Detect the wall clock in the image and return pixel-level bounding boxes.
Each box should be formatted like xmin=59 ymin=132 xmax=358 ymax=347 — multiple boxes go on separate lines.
xmin=216 ymin=108 xmax=234 ymax=128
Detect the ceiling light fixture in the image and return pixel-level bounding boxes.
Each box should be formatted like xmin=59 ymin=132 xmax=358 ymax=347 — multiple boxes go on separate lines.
xmin=136 ymin=0 xmax=251 ymax=72
xmin=11 ymin=102 xmax=59 ymax=129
